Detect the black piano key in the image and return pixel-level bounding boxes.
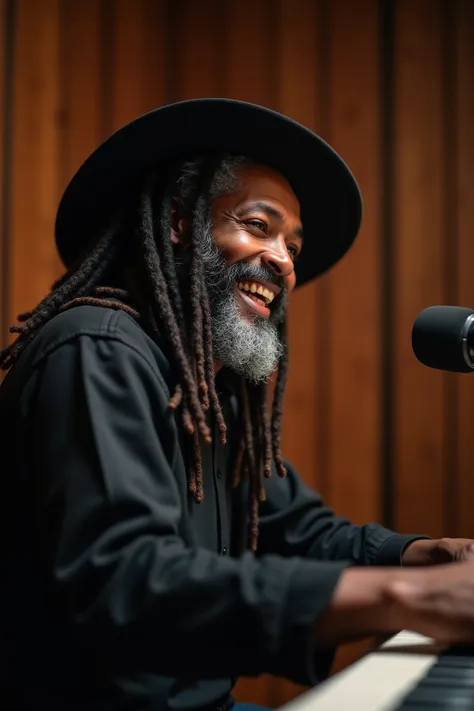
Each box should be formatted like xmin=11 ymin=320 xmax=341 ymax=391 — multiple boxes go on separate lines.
xmin=431 ymin=671 xmax=474 ymax=683
xmin=427 ymin=662 xmax=474 ymax=676
xmin=426 ymin=675 xmax=474 ymax=685
xmin=399 ymin=687 xmax=474 ymax=707
xmin=443 ymin=646 xmax=474 ymax=657
xmin=424 ymin=668 xmax=474 ymax=684
xmin=435 ymin=657 xmax=474 ymax=669
xmin=391 ymin=645 xmax=474 ymax=709
xmin=399 ymin=704 xmax=474 ymax=710
xmin=418 ymin=675 xmax=474 ymax=688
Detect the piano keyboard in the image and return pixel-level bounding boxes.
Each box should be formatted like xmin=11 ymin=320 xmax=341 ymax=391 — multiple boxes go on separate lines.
xmin=279 ymin=630 xmax=474 ymax=710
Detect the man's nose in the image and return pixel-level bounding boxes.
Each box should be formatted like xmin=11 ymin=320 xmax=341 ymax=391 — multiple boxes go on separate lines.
xmin=261 ymin=247 xmax=294 ymax=279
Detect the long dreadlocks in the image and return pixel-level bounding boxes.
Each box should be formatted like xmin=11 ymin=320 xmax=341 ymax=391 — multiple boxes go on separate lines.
xmin=0 ymin=155 xmax=289 ymax=550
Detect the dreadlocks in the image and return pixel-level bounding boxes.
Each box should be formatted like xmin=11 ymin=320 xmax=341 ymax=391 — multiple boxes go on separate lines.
xmin=0 ymin=155 xmax=289 ymax=551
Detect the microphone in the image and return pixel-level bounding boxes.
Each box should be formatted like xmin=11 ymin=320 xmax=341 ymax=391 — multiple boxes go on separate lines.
xmin=412 ymin=305 xmax=474 ymax=373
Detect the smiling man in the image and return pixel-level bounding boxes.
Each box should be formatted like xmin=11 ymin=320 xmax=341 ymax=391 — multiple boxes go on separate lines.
xmin=182 ymin=160 xmax=299 ymax=384
xmin=3 ymin=99 xmax=474 ymax=711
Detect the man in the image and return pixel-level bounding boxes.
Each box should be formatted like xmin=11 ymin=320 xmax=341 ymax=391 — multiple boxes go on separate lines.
xmin=1 ymin=98 xmax=474 ymax=711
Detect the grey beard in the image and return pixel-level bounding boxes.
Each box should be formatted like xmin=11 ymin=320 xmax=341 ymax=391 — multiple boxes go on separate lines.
xmin=176 ymin=222 xmax=287 ymax=384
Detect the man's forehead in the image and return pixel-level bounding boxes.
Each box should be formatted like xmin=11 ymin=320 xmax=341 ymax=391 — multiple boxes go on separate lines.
xmin=231 ymin=162 xmax=301 ymax=217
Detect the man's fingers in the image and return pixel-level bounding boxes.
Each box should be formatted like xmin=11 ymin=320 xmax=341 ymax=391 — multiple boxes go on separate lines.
xmin=459 ymin=544 xmax=474 ymax=562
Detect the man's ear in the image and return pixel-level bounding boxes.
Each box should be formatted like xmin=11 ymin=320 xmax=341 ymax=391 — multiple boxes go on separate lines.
xmin=170 ymin=197 xmax=189 ymax=246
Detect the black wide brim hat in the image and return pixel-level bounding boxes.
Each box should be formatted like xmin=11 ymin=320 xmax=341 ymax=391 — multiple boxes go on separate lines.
xmin=55 ymin=98 xmax=363 ymax=288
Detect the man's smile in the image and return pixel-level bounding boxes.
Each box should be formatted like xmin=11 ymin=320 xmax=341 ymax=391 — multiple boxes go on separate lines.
xmin=234 ymin=278 xmax=281 ymax=320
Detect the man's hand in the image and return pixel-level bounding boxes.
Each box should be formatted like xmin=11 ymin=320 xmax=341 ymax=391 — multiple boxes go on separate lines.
xmin=387 ymin=558 xmax=474 ymax=644
xmin=402 ymin=538 xmax=474 ymax=566
xmin=314 ymin=557 xmax=474 ymax=649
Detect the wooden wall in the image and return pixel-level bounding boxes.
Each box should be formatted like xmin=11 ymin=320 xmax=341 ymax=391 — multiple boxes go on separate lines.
xmin=1 ymin=0 xmax=474 ymax=707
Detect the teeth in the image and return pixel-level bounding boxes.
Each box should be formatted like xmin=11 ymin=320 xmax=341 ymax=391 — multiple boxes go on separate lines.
xmin=237 ymin=282 xmax=275 ymax=305
xmin=263 ymin=288 xmax=274 ymax=303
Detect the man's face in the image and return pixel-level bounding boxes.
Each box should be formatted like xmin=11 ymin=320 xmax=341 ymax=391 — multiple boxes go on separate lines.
xmin=210 ymin=164 xmax=302 ymax=319
xmin=176 ymin=164 xmax=303 ymax=382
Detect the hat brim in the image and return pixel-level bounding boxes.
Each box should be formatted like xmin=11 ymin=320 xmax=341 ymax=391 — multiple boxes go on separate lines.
xmin=55 ymin=98 xmax=363 ymax=288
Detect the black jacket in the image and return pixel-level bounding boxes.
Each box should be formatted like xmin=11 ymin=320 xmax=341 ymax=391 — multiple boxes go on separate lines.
xmin=0 ymin=305 xmax=425 ymax=711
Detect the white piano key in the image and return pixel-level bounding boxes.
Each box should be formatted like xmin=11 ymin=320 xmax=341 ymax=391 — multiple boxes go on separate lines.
xmin=279 ymin=631 xmax=443 ymax=711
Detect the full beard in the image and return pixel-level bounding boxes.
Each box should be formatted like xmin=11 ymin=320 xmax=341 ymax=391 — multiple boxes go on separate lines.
xmin=176 ymin=221 xmax=287 ymax=384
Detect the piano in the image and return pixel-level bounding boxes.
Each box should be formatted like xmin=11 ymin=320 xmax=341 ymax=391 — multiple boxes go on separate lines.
xmin=279 ymin=630 xmax=474 ymax=710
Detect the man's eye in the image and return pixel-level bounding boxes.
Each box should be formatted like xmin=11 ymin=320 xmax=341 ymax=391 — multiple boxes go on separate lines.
xmin=287 ymin=245 xmax=300 ymax=259
xmin=246 ymin=219 xmax=268 ymax=233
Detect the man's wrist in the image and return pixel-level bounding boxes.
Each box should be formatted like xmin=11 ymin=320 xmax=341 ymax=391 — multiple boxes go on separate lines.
xmin=313 ymin=567 xmax=403 ymax=648
xmin=401 ymin=538 xmax=434 ymax=566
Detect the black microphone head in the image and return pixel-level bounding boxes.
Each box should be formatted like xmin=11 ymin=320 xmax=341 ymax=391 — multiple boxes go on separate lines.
xmin=412 ymin=305 xmax=474 ymax=373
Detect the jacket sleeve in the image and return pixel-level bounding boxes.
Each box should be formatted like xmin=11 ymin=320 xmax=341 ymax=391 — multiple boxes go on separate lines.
xmin=258 ymin=461 xmax=430 ymax=566
xmin=25 ymin=328 xmax=348 ymax=686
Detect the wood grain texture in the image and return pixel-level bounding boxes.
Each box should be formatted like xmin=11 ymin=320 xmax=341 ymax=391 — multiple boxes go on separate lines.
xmin=60 ymin=0 xmax=102 ymax=187
xmin=171 ymin=0 xmax=224 ymax=99
xmin=455 ymin=0 xmax=474 ymax=538
xmin=324 ymin=0 xmax=383 ymax=675
xmin=0 ymin=0 xmax=6 ymax=339
xmin=392 ymin=0 xmax=447 ymax=537
xmin=9 ymin=0 xmax=63 ymax=328
xmin=326 ymin=0 xmax=382 ymax=525
xmin=111 ymin=0 xmax=167 ymax=131
xmin=277 ymin=0 xmax=324 ymax=496
xmin=222 ymin=0 xmax=275 ymax=106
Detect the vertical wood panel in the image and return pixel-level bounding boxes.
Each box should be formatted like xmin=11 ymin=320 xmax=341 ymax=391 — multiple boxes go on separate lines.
xmin=61 ymin=0 xmax=102 ymax=189
xmin=326 ymin=0 xmax=382 ymax=525
xmin=392 ymin=0 xmax=446 ymax=536
xmin=111 ymin=0 xmax=167 ymax=131
xmin=325 ymin=0 xmax=382 ymax=678
xmin=0 ymin=0 xmax=16 ymax=352
xmin=0 ymin=0 xmax=6 ymax=341
xmin=278 ymin=0 xmax=324 ymax=497
xmin=456 ymin=0 xmax=474 ymax=538
xmin=223 ymin=0 xmax=275 ymax=106
xmin=9 ymin=0 xmax=63 ymax=326
xmin=173 ymin=0 xmax=223 ymax=99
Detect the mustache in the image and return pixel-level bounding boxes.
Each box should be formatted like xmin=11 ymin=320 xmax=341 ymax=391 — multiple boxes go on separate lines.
xmin=225 ymin=262 xmax=288 ymax=323
xmin=178 ymin=227 xmax=289 ymax=322
xmin=225 ymin=261 xmax=286 ymax=292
